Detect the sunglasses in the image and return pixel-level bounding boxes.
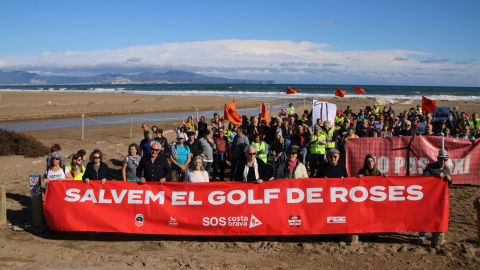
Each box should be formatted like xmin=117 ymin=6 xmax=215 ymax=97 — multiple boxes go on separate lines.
xmin=151 ymin=148 xmax=160 ymax=152
xmin=248 ymin=153 xmax=256 ymax=156
xmin=52 ymin=157 xmax=60 ymax=160
xmin=93 ymin=156 xmax=101 ymax=159
xmin=328 ymin=155 xmax=339 ymax=159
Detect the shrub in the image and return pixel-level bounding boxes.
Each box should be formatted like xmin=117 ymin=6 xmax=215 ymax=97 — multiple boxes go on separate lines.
xmin=0 ymin=129 xmax=50 ymax=158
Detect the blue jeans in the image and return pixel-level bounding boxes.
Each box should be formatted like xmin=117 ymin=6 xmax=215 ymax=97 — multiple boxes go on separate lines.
xmin=300 ymin=147 xmax=308 ymax=164
xmin=203 ymin=161 xmax=212 ymax=176
xmin=230 ymin=158 xmax=240 ymax=181
xmin=271 ymin=153 xmax=286 ymax=178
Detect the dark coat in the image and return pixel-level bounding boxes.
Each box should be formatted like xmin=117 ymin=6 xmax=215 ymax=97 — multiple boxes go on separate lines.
xmin=234 ymin=157 xmax=270 ymax=182
xmin=316 ymin=161 xmax=348 ymax=178
xmin=83 ymin=162 xmax=112 ymax=180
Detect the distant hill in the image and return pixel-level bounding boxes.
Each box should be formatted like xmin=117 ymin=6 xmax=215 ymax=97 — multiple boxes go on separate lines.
xmin=0 ymin=70 xmax=276 ymax=85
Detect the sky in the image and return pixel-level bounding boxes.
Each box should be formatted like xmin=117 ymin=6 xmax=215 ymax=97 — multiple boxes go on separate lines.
xmin=1 ymin=0 xmax=479 ymax=86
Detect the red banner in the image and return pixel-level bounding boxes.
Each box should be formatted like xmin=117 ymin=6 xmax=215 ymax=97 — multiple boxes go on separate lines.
xmin=44 ymin=177 xmax=448 ymax=235
xmin=346 ymin=136 xmax=480 ymax=184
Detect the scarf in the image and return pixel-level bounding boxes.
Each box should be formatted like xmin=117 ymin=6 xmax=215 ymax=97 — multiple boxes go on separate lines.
xmin=243 ymin=159 xmax=259 ymax=182
xmin=286 ymin=159 xmax=297 ymax=177
xmin=129 ymin=155 xmax=141 ymax=167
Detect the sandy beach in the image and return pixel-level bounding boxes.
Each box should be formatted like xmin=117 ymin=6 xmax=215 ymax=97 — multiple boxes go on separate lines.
xmin=0 ymin=91 xmax=479 ymax=269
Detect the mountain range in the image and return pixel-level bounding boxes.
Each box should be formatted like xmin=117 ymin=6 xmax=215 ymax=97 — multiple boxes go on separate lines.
xmin=0 ymin=70 xmax=276 ymax=85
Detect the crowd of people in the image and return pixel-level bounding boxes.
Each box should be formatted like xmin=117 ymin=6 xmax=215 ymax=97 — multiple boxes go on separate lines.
xmin=43 ymin=102 xmax=478 ymax=247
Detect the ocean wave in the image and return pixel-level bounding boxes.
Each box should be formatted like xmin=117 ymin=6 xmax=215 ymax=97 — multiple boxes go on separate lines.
xmin=1 ymin=88 xmax=479 ymax=102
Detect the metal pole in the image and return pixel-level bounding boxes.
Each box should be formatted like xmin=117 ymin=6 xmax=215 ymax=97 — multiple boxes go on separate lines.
xmin=130 ymin=116 xmax=133 ymax=139
xmin=217 ymin=106 xmax=220 ymax=116
xmin=81 ymin=114 xmax=85 ymax=140
xmin=245 ymin=108 xmax=247 ymax=117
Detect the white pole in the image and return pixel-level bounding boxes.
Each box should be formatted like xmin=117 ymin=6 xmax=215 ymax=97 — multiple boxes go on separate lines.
xmin=81 ymin=114 xmax=85 ymax=140
xmin=130 ymin=116 xmax=133 ymax=139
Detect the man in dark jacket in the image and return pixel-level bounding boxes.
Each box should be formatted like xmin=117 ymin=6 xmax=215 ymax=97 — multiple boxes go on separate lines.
xmin=137 ymin=141 xmax=171 ymax=184
xmin=316 ymin=149 xmax=348 ymax=178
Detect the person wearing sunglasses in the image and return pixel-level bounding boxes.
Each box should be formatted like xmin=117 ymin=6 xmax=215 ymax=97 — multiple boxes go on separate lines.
xmin=137 ymin=141 xmax=171 ymax=184
xmin=417 ymin=149 xmax=452 ymax=247
xmin=68 ymin=153 xmax=85 ymax=180
xmin=44 ymin=151 xmax=73 ymax=183
xmin=234 ymin=145 xmax=269 ymax=183
xmin=315 ymin=149 xmax=348 ymax=179
xmin=83 ymin=149 xmax=112 ymax=184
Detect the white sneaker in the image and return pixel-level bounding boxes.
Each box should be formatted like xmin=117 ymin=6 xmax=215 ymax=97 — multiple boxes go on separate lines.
xmin=417 ymin=236 xmax=426 ymax=245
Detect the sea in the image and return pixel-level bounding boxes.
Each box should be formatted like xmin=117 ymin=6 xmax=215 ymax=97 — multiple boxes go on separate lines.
xmin=1 ymin=83 xmax=479 ymax=102
xmin=0 ymin=83 xmax=479 ymax=131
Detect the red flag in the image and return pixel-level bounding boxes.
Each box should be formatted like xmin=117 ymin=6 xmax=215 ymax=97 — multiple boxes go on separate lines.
xmin=261 ymin=102 xmax=269 ymax=125
xmin=286 ymin=87 xmax=297 ymax=94
xmin=422 ymin=96 xmax=437 ymax=114
xmin=353 ymin=86 xmax=366 ymax=94
xmin=335 ymin=88 xmax=346 ymax=97
xmin=224 ymin=100 xmax=242 ymax=125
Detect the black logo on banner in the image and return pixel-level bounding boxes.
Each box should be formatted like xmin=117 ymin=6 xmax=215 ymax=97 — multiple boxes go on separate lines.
xmin=288 ymin=215 xmax=302 ymax=227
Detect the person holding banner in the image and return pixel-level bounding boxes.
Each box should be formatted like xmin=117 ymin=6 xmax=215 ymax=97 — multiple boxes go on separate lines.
xmin=234 ymin=145 xmax=269 ymax=183
xmin=357 ymin=154 xmax=386 ymax=177
xmin=418 ymin=149 xmax=452 ymax=246
xmin=275 ymin=145 xmax=308 ymax=179
xmin=122 ymin=143 xmax=141 ymax=182
xmin=184 ymin=156 xmax=209 ymax=183
xmin=316 ymin=149 xmax=348 ymax=179
xmin=68 ymin=154 xmax=85 ymax=180
xmin=83 ymin=150 xmax=112 ymax=184
xmin=44 ymin=151 xmax=73 ymax=183
xmin=137 ymin=141 xmax=171 ymax=184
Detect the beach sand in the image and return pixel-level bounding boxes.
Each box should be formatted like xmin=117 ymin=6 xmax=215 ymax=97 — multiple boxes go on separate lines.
xmin=0 ymin=91 xmax=479 ymax=269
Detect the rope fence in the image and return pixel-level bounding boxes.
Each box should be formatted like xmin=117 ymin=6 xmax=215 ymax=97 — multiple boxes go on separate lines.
xmin=0 ymin=98 xmax=177 ymax=108
xmin=79 ymin=100 xmax=311 ymax=140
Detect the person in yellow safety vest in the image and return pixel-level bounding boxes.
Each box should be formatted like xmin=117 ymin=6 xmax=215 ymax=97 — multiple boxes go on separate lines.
xmin=335 ymin=110 xmax=344 ymax=130
xmin=322 ymin=121 xmax=337 ymax=152
xmin=372 ymin=104 xmax=380 ymax=116
xmin=469 ymin=112 xmax=479 ymax=134
xmin=252 ymin=133 xmax=269 ymax=164
xmin=415 ymin=104 xmax=423 ymax=116
xmin=287 ymin=103 xmax=295 ymax=116
xmin=307 ymin=127 xmax=326 ymax=177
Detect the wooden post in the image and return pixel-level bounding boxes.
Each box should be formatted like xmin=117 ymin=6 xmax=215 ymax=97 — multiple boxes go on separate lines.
xmin=0 ymin=184 xmax=6 ymax=226
xmin=346 ymin=234 xmax=359 ymax=243
xmin=474 ymin=197 xmax=480 ymax=245
xmin=130 ymin=116 xmax=133 ymax=139
xmin=29 ymin=174 xmax=44 ymax=228
xmin=81 ymin=113 xmax=85 ymax=140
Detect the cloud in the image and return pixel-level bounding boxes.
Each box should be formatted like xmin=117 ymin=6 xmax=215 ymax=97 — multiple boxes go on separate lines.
xmin=0 ymin=39 xmax=478 ymax=86
xmin=420 ymin=57 xmax=449 ymax=64
xmin=126 ymin=57 xmax=142 ymax=63
xmin=322 ymin=63 xmax=342 ymax=67
xmin=393 ymin=57 xmax=408 ymax=61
